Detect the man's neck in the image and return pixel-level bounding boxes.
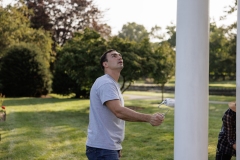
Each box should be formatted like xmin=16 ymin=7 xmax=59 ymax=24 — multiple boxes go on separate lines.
xmin=105 ymin=71 xmax=120 ymax=82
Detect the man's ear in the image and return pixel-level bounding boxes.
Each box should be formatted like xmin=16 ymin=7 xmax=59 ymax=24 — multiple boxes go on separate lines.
xmin=103 ymin=62 xmax=108 ymax=67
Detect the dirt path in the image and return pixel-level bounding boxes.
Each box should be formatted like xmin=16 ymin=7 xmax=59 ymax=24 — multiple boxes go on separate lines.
xmin=123 ymin=94 xmax=229 ymax=104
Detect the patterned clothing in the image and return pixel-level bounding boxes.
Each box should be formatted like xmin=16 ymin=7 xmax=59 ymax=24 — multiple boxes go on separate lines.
xmin=216 ymin=108 xmax=236 ymax=157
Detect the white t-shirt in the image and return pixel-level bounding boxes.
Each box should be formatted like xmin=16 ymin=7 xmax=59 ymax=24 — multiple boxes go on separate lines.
xmin=86 ymin=74 xmax=125 ymax=150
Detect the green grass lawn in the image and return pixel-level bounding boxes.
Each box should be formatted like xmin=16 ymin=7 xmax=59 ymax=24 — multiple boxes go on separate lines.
xmin=0 ymin=92 xmax=236 ymax=160
xmin=135 ymin=78 xmax=236 ymax=88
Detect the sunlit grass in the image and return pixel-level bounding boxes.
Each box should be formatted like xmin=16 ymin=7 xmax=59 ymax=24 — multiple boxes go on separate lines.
xmin=124 ymin=91 xmax=174 ymax=98
xmin=209 ymin=83 xmax=236 ymax=88
xmin=0 ymin=97 xmax=89 ymax=160
xmin=209 ymin=95 xmax=235 ymax=102
xmin=209 ymin=80 xmax=236 ymax=87
xmin=134 ymin=78 xmax=236 ymax=88
xmin=0 ymin=93 xmax=236 ymax=160
xmin=124 ymin=91 xmax=236 ymax=103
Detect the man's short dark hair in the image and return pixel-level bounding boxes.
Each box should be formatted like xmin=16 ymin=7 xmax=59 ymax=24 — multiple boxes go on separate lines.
xmin=100 ymin=49 xmax=116 ymax=70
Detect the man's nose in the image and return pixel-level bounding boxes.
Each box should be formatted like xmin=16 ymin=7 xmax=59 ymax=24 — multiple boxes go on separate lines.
xmin=118 ymin=55 xmax=123 ymax=59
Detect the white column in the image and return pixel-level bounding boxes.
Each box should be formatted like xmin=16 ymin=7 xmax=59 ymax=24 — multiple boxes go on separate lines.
xmin=174 ymin=0 xmax=209 ymax=159
xmin=236 ymin=0 xmax=240 ymax=159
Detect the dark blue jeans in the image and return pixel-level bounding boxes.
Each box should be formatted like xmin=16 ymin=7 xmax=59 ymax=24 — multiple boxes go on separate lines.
xmin=86 ymin=146 xmax=120 ymax=160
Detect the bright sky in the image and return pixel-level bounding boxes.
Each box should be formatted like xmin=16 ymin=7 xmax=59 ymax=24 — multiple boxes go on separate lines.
xmin=94 ymin=0 xmax=237 ymax=35
xmin=2 ymin=0 xmax=237 ymax=36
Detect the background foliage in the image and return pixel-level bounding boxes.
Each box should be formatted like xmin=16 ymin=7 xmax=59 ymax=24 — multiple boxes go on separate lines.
xmin=0 ymin=0 xmax=237 ymax=97
xmin=0 ymin=43 xmax=52 ymax=97
xmin=52 ymin=28 xmax=107 ymax=98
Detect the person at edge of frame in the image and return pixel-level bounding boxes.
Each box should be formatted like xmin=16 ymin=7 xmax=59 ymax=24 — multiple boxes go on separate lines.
xmin=216 ymin=101 xmax=236 ymax=160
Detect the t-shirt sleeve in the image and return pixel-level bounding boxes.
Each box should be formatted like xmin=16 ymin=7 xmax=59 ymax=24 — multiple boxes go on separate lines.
xmin=98 ymin=83 xmax=119 ymax=105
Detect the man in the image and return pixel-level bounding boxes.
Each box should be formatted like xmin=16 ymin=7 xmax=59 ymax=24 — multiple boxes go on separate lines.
xmin=216 ymin=101 xmax=236 ymax=160
xmin=86 ymin=49 xmax=165 ymax=160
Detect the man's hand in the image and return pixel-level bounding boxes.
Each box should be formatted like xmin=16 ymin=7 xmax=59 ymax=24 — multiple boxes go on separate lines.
xmin=233 ymin=144 xmax=236 ymax=150
xmin=118 ymin=150 xmax=122 ymax=157
xmin=149 ymin=113 xmax=165 ymax=126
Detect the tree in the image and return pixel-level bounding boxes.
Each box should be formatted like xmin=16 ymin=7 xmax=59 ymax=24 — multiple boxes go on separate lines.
xmin=0 ymin=2 xmax=53 ymax=61
xmin=220 ymin=0 xmax=237 ymax=20
xmin=118 ymin=22 xmax=149 ymax=43
xmin=0 ymin=3 xmax=53 ymax=95
xmin=53 ymin=28 xmax=160 ymax=96
xmin=107 ymin=36 xmax=142 ymax=92
xmin=152 ymin=41 xmax=175 ymax=100
xmin=25 ymin=0 xmax=110 ymax=46
xmin=0 ymin=43 xmax=52 ymax=97
xmin=218 ymin=0 xmax=237 ymax=80
xmin=0 ymin=3 xmax=31 ymax=56
xmin=226 ymin=28 xmax=236 ymax=79
xmin=107 ymin=36 xmax=160 ymax=93
xmin=165 ymin=24 xmax=176 ymax=48
xmin=52 ymin=28 xmax=107 ymax=98
xmin=209 ymin=22 xmax=235 ymax=81
xmin=148 ymin=25 xmax=164 ymax=42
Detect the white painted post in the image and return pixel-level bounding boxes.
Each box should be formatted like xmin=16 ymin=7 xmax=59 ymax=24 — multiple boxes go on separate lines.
xmin=174 ymin=0 xmax=209 ymax=159
xmin=236 ymin=0 xmax=240 ymax=159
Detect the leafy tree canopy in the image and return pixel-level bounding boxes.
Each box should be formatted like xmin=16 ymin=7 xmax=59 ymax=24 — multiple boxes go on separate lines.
xmin=26 ymin=0 xmax=111 ymax=46
xmin=118 ymin=22 xmax=149 ymax=43
xmin=53 ymin=28 xmax=107 ymax=98
xmin=0 ymin=2 xmax=53 ymax=63
xmin=152 ymin=41 xmax=175 ymax=100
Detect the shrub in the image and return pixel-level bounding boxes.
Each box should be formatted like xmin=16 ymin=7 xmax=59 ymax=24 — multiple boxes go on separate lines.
xmin=0 ymin=43 xmax=52 ymax=97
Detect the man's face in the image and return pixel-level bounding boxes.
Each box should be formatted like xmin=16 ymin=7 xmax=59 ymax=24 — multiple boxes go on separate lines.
xmin=105 ymin=51 xmax=124 ymax=70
